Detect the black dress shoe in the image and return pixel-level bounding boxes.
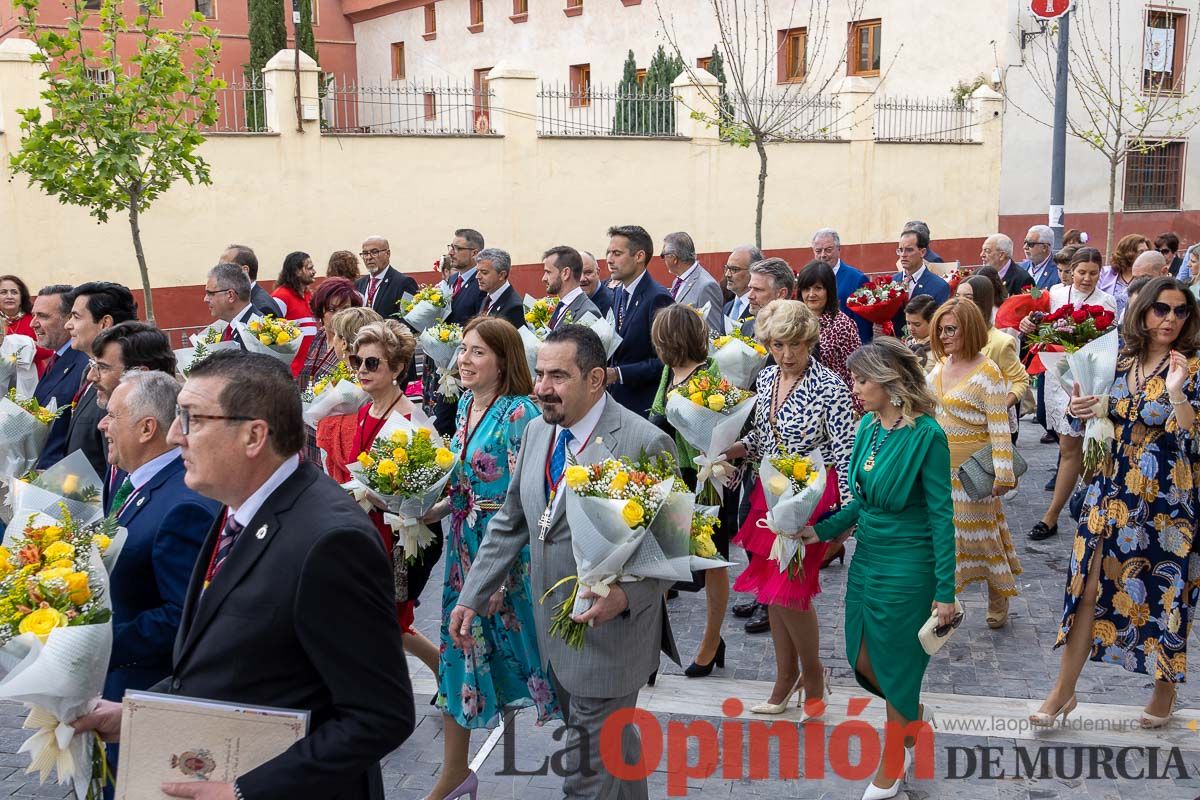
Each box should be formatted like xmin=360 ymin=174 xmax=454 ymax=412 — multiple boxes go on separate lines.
xmin=745 ymin=606 xmax=770 ymax=633
xmin=685 ymin=638 xmax=726 ymax=678
xmin=1044 ymin=473 xmax=1058 ymax=491
xmin=1029 ymin=522 xmax=1058 ymax=541
xmin=1040 ymin=431 xmax=1059 ymax=444
xmin=732 ymin=599 xmax=758 ymax=618
xmin=666 ymin=589 xmax=679 ymax=600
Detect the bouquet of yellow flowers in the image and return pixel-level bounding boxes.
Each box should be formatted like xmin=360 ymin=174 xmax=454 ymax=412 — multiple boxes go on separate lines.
xmin=235 ymin=315 xmax=303 ymax=364
xmin=400 ymin=283 xmax=450 ymax=333
xmin=689 ymin=509 xmax=719 ymax=558
xmin=301 ymin=361 xmax=366 ymax=427
xmin=418 ymin=321 xmax=463 ymax=373
xmin=524 ymin=296 xmax=559 ymax=331
xmin=0 ymin=390 xmax=64 ymax=481
xmin=0 ymin=504 xmax=119 ymax=799
xmin=760 ymin=448 xmax=827 ymax=577
xmin=343 ymin=418 xmax=456 ymax=562
xmin=664 ymin=368 xmax=756 ymax=494
xmin=710 ymin=329 xmax=768 ymax=389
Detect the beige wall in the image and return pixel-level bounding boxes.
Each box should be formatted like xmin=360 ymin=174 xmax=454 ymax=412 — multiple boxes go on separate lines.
xmin=0 ymin=45 xmax=1002 ymax=326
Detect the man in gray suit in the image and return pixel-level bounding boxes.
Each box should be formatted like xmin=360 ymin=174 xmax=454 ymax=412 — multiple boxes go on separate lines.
xmin=541 ymin=245 xmax=602 ymax=329
xmin=739 ymin=257 xmax=795 ymax=339
xmin=663 ymin=232 xmax=725 ymax=332
xmin=451 ymin=325 xmax=679 ymax=800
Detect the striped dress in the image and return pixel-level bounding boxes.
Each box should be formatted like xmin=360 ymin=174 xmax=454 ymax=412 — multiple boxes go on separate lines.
xmin=930 ymin=357 xmax=1023 ymax=596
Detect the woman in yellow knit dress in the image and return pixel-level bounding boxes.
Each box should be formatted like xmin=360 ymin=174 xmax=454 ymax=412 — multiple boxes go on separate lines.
xmin=928 ymin=298 xmax=1023 ymax=628
xmin=956 ymin=276 xmax=1029 ymax=442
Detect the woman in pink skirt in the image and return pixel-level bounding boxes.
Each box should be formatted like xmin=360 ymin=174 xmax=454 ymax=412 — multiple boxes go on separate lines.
xmin=724 ymin=300 xmax=855 ymax=718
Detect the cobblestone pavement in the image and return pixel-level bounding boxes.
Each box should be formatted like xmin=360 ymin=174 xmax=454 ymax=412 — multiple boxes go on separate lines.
xmin=3 ymin=424 xmax=1200 ymax=798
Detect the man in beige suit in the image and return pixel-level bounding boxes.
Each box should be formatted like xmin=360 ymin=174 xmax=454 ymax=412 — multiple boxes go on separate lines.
xmin=451 ymin=325 xmax=678 ymax=799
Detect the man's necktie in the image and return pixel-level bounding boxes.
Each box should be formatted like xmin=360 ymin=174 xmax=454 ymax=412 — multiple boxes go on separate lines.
xmin=480 ymin=296 xmax=493 ymax=316
xmin=548 ymin=429 xmax=574 ymax=494
xmin=209 ymin=515 xmax=245 ymax=581
xmin=366 ymin=276 xmax=380 ymax=306
xmin=670 ymin=277 xmax=683 ymax=299
xmin=614 ymin=288 xmax=628 ymax=331
xmin=109 ymin=477 xmax=134 ymax=516
xmin=72 ymin=380 xmax=91 ymax=406
xmin=452 ymin=274 xmax=463 ymax=298
xmin=45 ymin=352 xmax=58 ymax=372
xmin=549 ymin=302 xmax=564 ymax=329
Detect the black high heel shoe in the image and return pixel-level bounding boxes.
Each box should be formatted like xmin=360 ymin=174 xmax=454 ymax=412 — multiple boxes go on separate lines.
xmin=684 ymin=638 xmax=726 ymax=678
xmin=820 ymin=543 xmax=846 ymax=568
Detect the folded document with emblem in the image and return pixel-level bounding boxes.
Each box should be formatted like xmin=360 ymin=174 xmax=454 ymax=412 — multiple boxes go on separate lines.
xmin=115 ymin=691 xmax=308 ymax=798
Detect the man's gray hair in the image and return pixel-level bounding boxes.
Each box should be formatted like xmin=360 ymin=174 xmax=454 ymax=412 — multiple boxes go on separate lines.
xmin=120 ymin=369 xmax=181 ymax=433
xmin=811 ymin=228 xmax=841 ymax=247
xmin=732 ymin=244 xmax=765 ymax=264
xmin=663 ymin=231 xmax=696 ymax=262
xmin=1028 ymin=224 xmax=1054 ymax=244
xmin=750 ymin=257 xmax=796 ymax=295
xmin=208 ymin=262 xmax=251 ymax=301
xmin=990 ymin=233 xmax=1014 ymax=257
xmin=476 ymin=247 xmax=512 ymax=276
xmin=903 ymin=220 xmax=932 ymax=238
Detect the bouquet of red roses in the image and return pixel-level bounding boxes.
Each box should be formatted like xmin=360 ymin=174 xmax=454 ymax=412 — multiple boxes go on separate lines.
xmin=995 ymin=286 xmax=1050 ymax=330
xmin=1025 ymin=303 xmax=1117 ymax=375
xmin=846 ymin=280 xmax=908 ymax=336
xmin=945 ymin=266 xmax=973 ymax=293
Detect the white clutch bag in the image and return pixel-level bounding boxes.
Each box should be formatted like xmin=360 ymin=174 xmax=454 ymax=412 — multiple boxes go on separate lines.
xmin=917 ymin=600 xmax=964 ymax=655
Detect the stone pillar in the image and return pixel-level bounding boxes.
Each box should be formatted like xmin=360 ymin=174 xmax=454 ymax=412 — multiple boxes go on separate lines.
xmin=262 ymin=49 xmax=321 ymax=134
xmin=836 ymin=75 xmax=878 ymax=143
xmin=0 ymin=38 xmax=44 ymax=141
xmin=486 ymin=60 xmax=537 ymax=138
xmin=672 ymin=68 xmax=722 ymax=141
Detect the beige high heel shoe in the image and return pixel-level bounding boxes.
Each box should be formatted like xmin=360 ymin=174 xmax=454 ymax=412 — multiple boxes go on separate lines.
xmin=1029 ymin=694 xmax=1077 ymax=727
xmin=985 ymin=591 xmax=1009 ymax=629
xmin=1141 ymin=685 xmax=1178 ymax=729
xmin=750 ymin=676 xmax=803 ymax=715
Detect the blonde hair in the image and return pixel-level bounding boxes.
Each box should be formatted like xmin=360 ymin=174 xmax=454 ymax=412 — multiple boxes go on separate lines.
xmin=328 ymin=306 xmax=381 ymax=345
xmin=755 ymin=299 xmax=820 ymax=348
xmin=928 ymin=298 xmax=988 ymax=360
xmin=846 ymin=338 xmax=937 ymax=424
xmin=352 ymin=319 xmax=416 ymax=382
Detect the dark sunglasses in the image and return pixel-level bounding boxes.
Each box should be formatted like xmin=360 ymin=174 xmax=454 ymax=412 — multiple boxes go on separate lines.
xmin=348 ymin=355 xmax=383 ymax=372
xmin=1023 ymin=240 xmax=1043 ymax=247
xmin=1159 ymin=248 xmax=1174 ymax=255
xmin=1150 ymin=302 xmax=1191 ymax=320
xmin=933 ymin=611 xmax=965 ymax=638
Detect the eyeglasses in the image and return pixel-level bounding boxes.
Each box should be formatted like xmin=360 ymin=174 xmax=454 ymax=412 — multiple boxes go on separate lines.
xmin=1159 ymin=248 xmax=1174 ymax=255
xmin=1149 ymin=302 xmax=1191 ymax=320
xmin=174 ymin=404 xmax=256 ymax=436
xmin=723 ymin=265 xmax=746 ymax=273
xmin=1024 ymin=240 xmax=1044 ymax=247
xmin=937 ymin=325 xmax=960 ymax=336
xmin=86 ymin=359 xmax=115 ymax=375
xmin=933 ymin=611 xmax=965 ymax=638
xmin=360 ymin=248 xmax=388 ymax=258
xmin=348 ymin=355 xmax=383 ymax=372
xmin=447 ymin=244 xmax=474 ymax=253
xmin=204 ymin=288 xmax=233 ymax=296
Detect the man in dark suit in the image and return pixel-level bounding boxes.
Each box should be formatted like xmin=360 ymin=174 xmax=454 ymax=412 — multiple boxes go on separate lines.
xmin=202 ymin=264 xmax=256 ymax=350
xmin=474 ymin=248 xmax=526 ymax=329
xmin=722 ymin=244 xmax=760 ymax=329
xmin=355 ymin=235 xmax=420 ymax=321
xmin=542 ymin=245 xmax=601 ymax=328
xmin=893 ymin=229 xmax=950 ymax=335
xmin=428 ymin=230 xmax=487 ymax=437
xmin=74 ymin=351 xmax=414 ymax=800
xmin=811 ymin=228 xmax=872 ymax=342
xmin=44 ymin=282 xmax=138 ymax=475
xmin=604 ymin=224 xmax=673 ymax=417
xmin=981 ymin=233 xmax=1033 ymax=298
xmin=221 ymin=244 xmax=283 ymax=318
xmin=31 ymin=284 xmax=86 ymax=468
xmin=1019 ymin=224 xmax=1060 ymax=291
xmin=579 ymin=250 xmax=613 ymax=318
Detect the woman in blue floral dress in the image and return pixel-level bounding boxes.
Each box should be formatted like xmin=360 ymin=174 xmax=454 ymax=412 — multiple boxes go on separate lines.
xmin=425 ymin=317 xmax=559 ymax=800
xmin=1032 ymin=278 xmax=1200 ymax=731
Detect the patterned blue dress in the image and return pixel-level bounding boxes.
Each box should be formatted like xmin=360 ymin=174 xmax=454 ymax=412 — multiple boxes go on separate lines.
xmin=435 ymin=392 xmax=560 ymax=727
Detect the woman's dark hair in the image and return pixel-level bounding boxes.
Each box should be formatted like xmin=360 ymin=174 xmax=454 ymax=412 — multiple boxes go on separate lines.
xmin=1121 ymin=277 xmax=1200 ymax=359
xmin=1054 ymin=245 xmax=1079 ymax=266
xmin=462 ymin=316 xmax=535 ymax=397
xmin=326 ymin=250 xmax=361 ymax=280
xmin=905 ymin=294 xmax=938 ymax=320
xmin=1062 ymin=229 xmax=1085 ymax=247
xmin=795 ymin=261 xmax=839 ymax=316
xmin=311 ymin=277 xmax=363 ymax=319
xmin=973 ymin=266 xmax=1008 ymax=303
xmin=0 ymin=276 xmax=33 ymax=315
xmin=651 ymin=304 xmax=708 ymax=367
xmin=186 ymin=350 xmax=305 ymax=456
xmin=962 ymin=275 xmax=995 ymax=327
xmin=1071 ymin=246 xmax=1104 ymax=268
xmin=277 ymin=251 xmax=312 ymax=295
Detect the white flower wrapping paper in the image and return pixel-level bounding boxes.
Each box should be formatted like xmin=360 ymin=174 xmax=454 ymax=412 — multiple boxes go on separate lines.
xmin=302 ymin=380 xmax=369 ymax=428
xmin=7 ymin=453 xmax=103 ymax=526
xmin=0 ymin=335 xmax=39 ymax=400
xmin=664 ymin=393 xmax=756 ymax=492
xmin=173 ymin=341 xmax=240 ymax=376
xmin=711 ymin=339 xmax=768 ymax=390
xmin=0 ymin=397 xmax=55 ymax=482
xmin=573 ymin=311 xmax=623 ymax=360
xmin=418 ymin=327 xmax=462 ymax=373
xmin=1046 ymin=329 xmax=1121 ymax=470
xmin=518 ymin=326 xmax=545 ymax=381
xmin=0 ymin=511 xmax=115 ymax=798
xmin=400 ymin=283 xmax=452 ymax=333
xmin=235 ymin=318 xmax=302 ymax=364
xmin=187 ymin=321 xmax=228 ymax=347
xmin=758 ymin=450 xmax=827 ymax=574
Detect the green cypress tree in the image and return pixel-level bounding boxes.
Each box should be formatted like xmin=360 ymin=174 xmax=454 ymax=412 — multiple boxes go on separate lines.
xmin=705 ymin=45 xmax=734 ymax=128
xmin=644 ymin=46 xmax=683 ymax=135
xmin=296 ymin=0 xmax=317 ymax=61
xmin=246 ymin=0 xmax=287 ymax=130
xmin=612 ymin=49 xmax=641 ymax=135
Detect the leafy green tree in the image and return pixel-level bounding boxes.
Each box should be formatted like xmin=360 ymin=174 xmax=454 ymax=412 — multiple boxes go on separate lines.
xmin=296 ymin=0 xmax=317 ymax=61
xmin=247 ymin=0 xmax=287 ymax=130
xmin=612 ymin=50 xmax=642 ymax=135
xmin=643 ymin=45 xmax=683 ymax=135
xmin=8 ymin=0 xmax=224 ymax=323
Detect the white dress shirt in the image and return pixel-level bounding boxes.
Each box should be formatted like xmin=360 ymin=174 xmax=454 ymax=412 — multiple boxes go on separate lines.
xmin=486 ymin=282 xmax=511 ymax=307
xmin=127 ymin=447 xmax=182 ymax=490
xmin=549 ymin=396 xmax=607 ymax=512
xmin=230 ymin=454 xmax=301 ymax=529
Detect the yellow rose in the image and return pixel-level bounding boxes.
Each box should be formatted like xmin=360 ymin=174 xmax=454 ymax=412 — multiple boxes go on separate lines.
xmin=18 ymin=607 xmax=68 ymax=642
xmin=393 ymin=449 xmax=409 ymax=465
xmin=377 ymin=459 xmax=399 ymax=477
xmin=356 ymin=452 xmax=376 ymax=469
xmin=609 ymin=472 xmax=629 ymax=492
xmin=42 ymin=542 xmax=74 ymax=562
xmin=525 ymin=312 xmax=536 ymax=323
xmin=431 ymin=292 xmax=443 ymax=303
xmin=61 ymin=474 xmax=80 ymax=495
xmin=689 ymin=391 xmax=706 ymax=406
xmin=694 ymin=534 xmax=717 ymax=558
xmin=621 ymin=500 xmax=645 ymax=528
xmin=38 ymin=566 xmax=71 ymax=585
xmin=39 ymin=526 xmax=63 ymax=544
xmin=792 ymin=462 xmax=809 ymax=480
xmin=564 ymin=465 xmax=590 ymax=490
xmin=439 ymin=330 xmax=451 ymax=342
xmin=706 ymin=394 xmax=726 ymax=412
xmin=390 ymin=430 xmax=409 ymax=447
xmin=714 ymin=336 xmax=731 ymax=348
xmin=258 ymin=333 xmax=274 ymax=346
xmin=274 ymin=331 xmax=292 ymax=345
xmin=435 ymin=447 xmax=455 ymax=471
xmin=93 ymin=534 xmax=111 ymax=553
xmin=248 ymin=321 xmax=261 ymax=332
xmin=65 ymin=572 xmax=91 ymax=605
xmin=47 ymin=559 xmax=75 ymax=571
xmin=0 ymin=547 xmax=12 ymax=578
xmin=766 ymin=475 xmax=791 ymax=496
xmin=416 ymin=429 xmax=432 ymax=441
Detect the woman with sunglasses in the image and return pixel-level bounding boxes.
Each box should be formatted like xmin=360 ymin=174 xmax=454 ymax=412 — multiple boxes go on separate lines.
xmin=800 ymin=337 xmax=955 ymax=800
xmin=1032 ymin=277 xmax=1200 ymax=730
xmin=345 ymin=319 xmax=441 ymax=679
xmin=1020 ymin=247 xmax=1117 ymax=542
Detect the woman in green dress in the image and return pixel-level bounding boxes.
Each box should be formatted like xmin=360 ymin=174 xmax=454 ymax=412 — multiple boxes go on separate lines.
xmin=802 ymin=337 xmax=957 ymax=800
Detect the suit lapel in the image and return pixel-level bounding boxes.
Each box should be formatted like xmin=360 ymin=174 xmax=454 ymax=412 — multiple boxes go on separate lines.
xmin=118 ymin=456 xmax=183 ymax=527
xmin=547 ymin=399 xmax=623 ymax=534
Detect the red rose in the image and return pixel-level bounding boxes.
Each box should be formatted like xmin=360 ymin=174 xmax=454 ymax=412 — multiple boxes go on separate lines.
xmin=1096 ymin=311 xmax=1115 ymax=329
xmin=1072 ymin=308 xmax=1089 ymax=323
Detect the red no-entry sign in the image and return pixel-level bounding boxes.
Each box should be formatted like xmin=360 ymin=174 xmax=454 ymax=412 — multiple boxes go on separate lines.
xmin=1031 ymin=0 xmax=1071 ymax=19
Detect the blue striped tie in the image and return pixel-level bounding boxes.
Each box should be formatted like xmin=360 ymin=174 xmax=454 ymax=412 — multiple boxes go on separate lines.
xmin=209 ymin=516 xmax=245 ymax=580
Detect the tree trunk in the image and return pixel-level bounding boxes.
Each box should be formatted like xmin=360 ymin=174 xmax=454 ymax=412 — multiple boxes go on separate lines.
xmin=128 ymin=195 xmax=155 ymax=324
xmin=1105 ymin=155 xmax=1118 ymax=261
xmin=754 ymin=134 xmax=768 ymax=249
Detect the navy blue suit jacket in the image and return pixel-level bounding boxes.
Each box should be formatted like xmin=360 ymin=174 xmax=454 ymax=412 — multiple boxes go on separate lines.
xmin=103 ymin=455 xmax=219 ymax=703
xmin=892 ymin=269 xmax=951 ymax=336
xmin=608 ymin=274 xmax=673 ymax=417
xmin=33 ymin=348 xmax=88 ymax=468
xmin=589 ymin=283 xmax=614 ymax=318
xmin=835 ymin=261 xmax=873 ymax=343
xmin=1020 ymin=258 xmax=1061 ymax=291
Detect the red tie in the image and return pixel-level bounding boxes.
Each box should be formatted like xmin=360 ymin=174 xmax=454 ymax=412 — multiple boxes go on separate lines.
xmin=367 ymin=276 xmax=381 ymax=306
xmin=73 ymin=380 xmax=91 ymax=406
xmin=452 ymin=274 xmax=463 ymax=298
xmin=221 ymin=324 xmax=235 ymax=343
xmin=45 ymin=352 xmax=58 ymax=372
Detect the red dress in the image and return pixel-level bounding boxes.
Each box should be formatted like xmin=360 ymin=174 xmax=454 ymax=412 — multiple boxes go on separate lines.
xmin=7 ymin=314 xmax=49 ymax=377
xmin=349 ymin=403 xmax=417 ymax=634
xmin=270 ymin=285 xmax=316 ymax=378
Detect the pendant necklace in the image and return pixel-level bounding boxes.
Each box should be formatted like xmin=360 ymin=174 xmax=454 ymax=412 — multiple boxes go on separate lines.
xmin=862 ymin=412 xmax=904 ymax=472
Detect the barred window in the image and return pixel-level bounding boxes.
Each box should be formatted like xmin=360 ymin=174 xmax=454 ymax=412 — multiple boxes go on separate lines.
xmin=1124 ymin=140 xmax=1185 ymax=211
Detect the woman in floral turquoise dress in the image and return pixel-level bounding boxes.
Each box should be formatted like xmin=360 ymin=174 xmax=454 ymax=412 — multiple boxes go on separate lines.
xmin=424 ymin=317 xmax=559 ymax=800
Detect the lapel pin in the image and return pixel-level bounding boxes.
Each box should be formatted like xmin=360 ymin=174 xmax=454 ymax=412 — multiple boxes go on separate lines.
xmin=255 ymin=525 xmax=267 ymax=540
xmin=136 ymin=496 xmax=146 ymax=507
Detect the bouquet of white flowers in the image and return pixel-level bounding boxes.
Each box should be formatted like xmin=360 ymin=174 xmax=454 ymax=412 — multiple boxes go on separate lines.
xmin=400 ymin=284 xmax=451 ymax=333
xmin=757 ymin=449 xmax=827 ymax=576
xmin=0 ymin=392 xmax=63 ymax=482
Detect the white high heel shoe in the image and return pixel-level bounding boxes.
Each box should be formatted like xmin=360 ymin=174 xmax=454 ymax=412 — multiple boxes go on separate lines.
xmin=800 ymin=683 xmax=832 ymax=722
xmin=749 ymin=676 xmax=802 ymax=714
xmin=861 ymin=747 xmax=912 ymax=800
